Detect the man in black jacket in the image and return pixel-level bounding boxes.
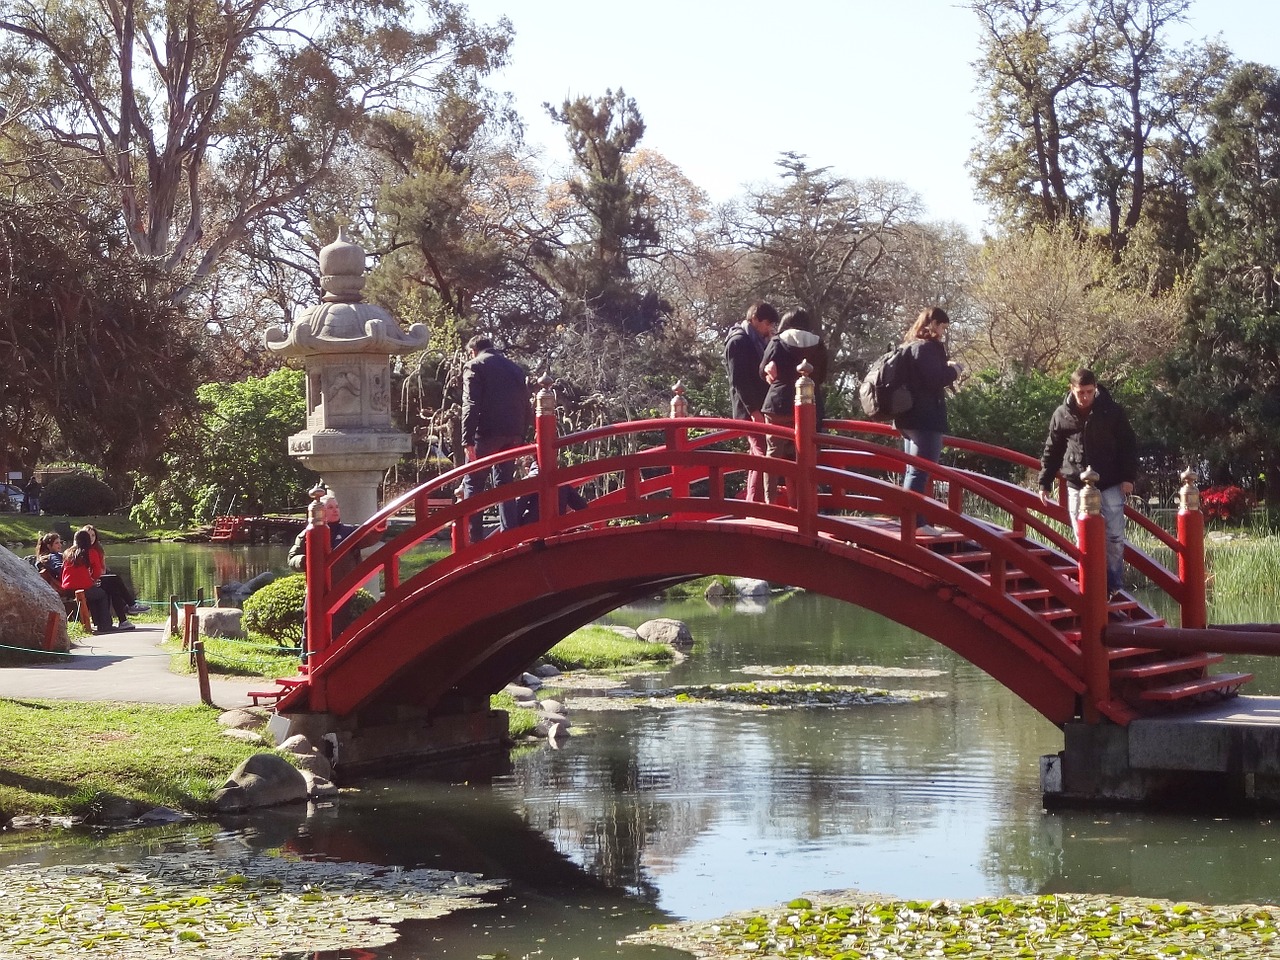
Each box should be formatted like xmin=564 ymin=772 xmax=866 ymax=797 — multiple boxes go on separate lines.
xmin=460 ymin=335 xmax=531 ymax=542
xmin=724 ymin=301 xmax=778 ymax=502
xmin=1038 ymin=367 xmax=1137 ymax=596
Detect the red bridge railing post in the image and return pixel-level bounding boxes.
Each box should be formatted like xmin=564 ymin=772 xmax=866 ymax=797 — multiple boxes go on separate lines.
xmin=1177 ymin=467 xmax=1208 ymax=630
xmin=304 ymin=485 xmax=332 ymax=673
xmin=669 ymin=381 xmax=690 ymax=500
xmin=535 ymin=374 xmax=559 ymax=521
xmin=793 ymin=361 xmax=817 ymax=537
xmin=1076 ymin=467 xmax=1110 ymax=723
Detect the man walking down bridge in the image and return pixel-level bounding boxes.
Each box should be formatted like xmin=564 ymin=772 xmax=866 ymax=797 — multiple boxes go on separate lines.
xmin=460 ymin=335 xmax=531 ymax=543
xmin=1038 ymin=367 xmax=1138 ymax=597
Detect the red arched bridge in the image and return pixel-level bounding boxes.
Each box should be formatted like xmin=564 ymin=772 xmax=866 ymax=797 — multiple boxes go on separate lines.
xmin=270 ymin=379 xmax=1251 ymax=728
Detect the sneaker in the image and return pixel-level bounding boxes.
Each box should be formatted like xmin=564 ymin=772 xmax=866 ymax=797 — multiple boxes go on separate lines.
xmin=916 ymin=524 xmax=943 ymax=537
xmin=127 ymin=601 xmax=149 ymax=614
xmin=116 ymin=620 xmax=135 ymax=630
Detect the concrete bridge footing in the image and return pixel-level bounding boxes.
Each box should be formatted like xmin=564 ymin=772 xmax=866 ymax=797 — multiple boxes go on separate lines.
xmin=278 ymin=697 xmax=510 ymax=784
xmin=1043 ymin=695 xmax=1280 ymax=810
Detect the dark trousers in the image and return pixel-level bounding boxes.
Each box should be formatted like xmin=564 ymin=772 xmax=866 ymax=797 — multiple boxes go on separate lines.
xmin=82 ymin=585 xmax=112 ymax=631
xmin=461 ymin=436 xmax=523 ymax=542
xmin=99 ymin=573 xmax=135 ymax=622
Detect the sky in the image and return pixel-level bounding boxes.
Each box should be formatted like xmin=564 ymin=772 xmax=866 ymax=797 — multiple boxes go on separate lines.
xmin=460 ymin=0 xmax=1280 ymax=237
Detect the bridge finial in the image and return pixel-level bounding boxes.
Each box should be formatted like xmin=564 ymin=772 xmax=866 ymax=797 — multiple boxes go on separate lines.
xmin=307 ymin=482 xmax=329 ymax=527
xmin=795 ymin=360 xmax=815 ymax=405
xmin=1179 ymin=467 xmax=1201 ymax=513
xmin=535 ymin=373 xmax=557 ymax=418
xmin=1078 ymin=466 xmax=1101 ymax=519
xmin=670 ymin=380 xmax=688 ymax=418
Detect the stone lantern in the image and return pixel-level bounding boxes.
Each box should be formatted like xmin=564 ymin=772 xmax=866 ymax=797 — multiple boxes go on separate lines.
xmin=264 ymin=229 xmax=429 ymax=524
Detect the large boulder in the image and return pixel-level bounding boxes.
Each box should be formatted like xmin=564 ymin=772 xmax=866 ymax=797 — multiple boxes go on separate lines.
xmin=637 ymin=617 xmax=693 ymax=648
xmin=212 ymin=753 xmax=308 ymax=812
xmin=0 ymin=545 xmax=68 ymax=654
xmin=196 ymin=606 xmax=245 ymax=640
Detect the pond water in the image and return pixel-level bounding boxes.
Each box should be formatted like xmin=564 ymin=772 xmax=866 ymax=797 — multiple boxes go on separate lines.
xmin=5 ymin=543 xmax=1280 ymax=959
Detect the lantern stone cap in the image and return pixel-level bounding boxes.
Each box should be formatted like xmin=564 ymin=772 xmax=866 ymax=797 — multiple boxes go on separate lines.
xmin=264 ymin=229 xmax=429 ymax=357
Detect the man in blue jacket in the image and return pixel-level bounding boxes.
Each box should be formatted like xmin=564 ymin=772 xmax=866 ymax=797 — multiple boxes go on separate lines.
xmin=460 ymin=335 xmax=531 ymax=542
xmin=1038 ymin=368 xmax=1138 ymax=597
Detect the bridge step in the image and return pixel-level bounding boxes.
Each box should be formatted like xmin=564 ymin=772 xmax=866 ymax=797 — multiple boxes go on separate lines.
xmin=1137 ymin=672 xmax=1254 ymax=702
xmin=247 ymin=688 xmax=286 ymax=706
xmin=1064 ymin=618 xmax=1166 ymax=646
xmin=1106 ymin=645 xmax=1160 ymax=661
xmin=1111 ymin=652 xmax=1224 ymax=680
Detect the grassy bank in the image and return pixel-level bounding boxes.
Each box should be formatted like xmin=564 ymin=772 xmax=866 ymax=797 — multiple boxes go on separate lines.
xmin=0 ymin=514 xmax=191 ymax=546
xmin=0 ymin=619 xmax=673 ymax=820
xmin=0 ymin=699 xmax=266 ymax=822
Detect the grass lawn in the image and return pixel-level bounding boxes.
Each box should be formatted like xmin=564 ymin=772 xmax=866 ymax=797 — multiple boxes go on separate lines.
xmin=0 ymin=514 xmax=191 ymax=546
xmin=0 ymin=699 xmax=267 ymax=822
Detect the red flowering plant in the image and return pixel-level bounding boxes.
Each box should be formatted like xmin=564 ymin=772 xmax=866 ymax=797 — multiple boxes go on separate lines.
xmin=1200 ymin=484 xmax=1254 ymax=524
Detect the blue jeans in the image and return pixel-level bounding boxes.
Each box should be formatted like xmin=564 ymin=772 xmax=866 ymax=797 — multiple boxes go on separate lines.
xmin=901 ymin=429 xmax=944 ymax=525
xmin=1068 ymin=484 xmax=1127 ymax=594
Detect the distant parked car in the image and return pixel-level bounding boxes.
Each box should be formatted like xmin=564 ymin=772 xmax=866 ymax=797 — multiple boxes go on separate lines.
xmin=0 ymin=483 xmax=25 ymax=512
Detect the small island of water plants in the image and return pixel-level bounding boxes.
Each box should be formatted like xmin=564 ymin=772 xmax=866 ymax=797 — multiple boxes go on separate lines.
xmin=628 ymin=893 xmax=1280 ymax=959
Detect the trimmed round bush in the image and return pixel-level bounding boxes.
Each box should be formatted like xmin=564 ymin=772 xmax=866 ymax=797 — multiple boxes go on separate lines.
xmin=41 ymin=473 xmax=117 ymax=515
xmin=241 ymin=573 xmax=375 ymax=645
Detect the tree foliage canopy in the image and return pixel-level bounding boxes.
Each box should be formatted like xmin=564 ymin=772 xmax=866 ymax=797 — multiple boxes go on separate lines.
xmin=0 ymin=195 xmax=200 ymax=482
xmin=0 ymin=0 xmax=512 ymax=303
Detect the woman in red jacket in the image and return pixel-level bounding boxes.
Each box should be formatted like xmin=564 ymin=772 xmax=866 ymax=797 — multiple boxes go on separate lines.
xmin=61 ymin=529 xmax=113 ymax=633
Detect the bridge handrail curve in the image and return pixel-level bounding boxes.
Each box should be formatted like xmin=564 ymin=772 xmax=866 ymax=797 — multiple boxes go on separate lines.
xmin=322 ymin=417 xmax=1172 ymax=642
xmin=312 ymin=413 xmax=1200 ymax=675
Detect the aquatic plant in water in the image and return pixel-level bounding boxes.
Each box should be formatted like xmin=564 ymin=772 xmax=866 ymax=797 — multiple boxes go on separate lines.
xmin=629 ymin=894 xmax=1280 ymax=958
xmin=0 ymin=849 xmax=502 ymax=958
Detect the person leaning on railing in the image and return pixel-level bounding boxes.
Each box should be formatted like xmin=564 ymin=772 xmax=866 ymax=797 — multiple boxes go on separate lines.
xmin=286 ymin=493 xmax=387 ymax=634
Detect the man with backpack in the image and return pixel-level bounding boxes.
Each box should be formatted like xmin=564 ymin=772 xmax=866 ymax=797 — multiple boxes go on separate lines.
xmin=724 ymin=301 xmax=778 ymax=503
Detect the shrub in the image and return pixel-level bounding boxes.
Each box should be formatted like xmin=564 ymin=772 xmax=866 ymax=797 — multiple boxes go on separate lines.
xmin=41 ymin=473 xmax=117 ymax=515
xmin=1201 ymin=484 xmax=1253 ymax=524
xmin=241 ymin=573 xmax=375 ymax=645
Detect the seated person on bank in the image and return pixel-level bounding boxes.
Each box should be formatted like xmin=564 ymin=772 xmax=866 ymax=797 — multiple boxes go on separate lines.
xmin=60 ymin=529 xmax=114 ymax=633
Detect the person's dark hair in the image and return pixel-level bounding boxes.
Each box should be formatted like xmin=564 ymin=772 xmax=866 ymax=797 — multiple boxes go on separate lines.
xmin=36 ymin=531 xmax=61 ymax=559
xmin=65 ymin=528 xmax=94 ymax=568
xmin=779 ymin=308 xmax=813 ymax=334
xmin=1070 ymin=367 xmax=1097 ymax=387
xmin=906 ymin=306 xmax=950 ymax=342
xmin=467 ymin=335 xmax=494 ymax=354
xmin=746 ymin=301 xmax=779 ymax=326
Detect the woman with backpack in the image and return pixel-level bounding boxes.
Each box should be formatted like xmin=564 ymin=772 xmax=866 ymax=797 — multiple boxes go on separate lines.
xmin=895 ymin=306 xmax=965 ymax=536
xmin=759 ymin=308 xmax=828 ymax=505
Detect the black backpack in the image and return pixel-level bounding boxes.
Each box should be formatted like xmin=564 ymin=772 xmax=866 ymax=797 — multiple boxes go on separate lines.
xmin=858 ymin=345 xmax=914 ymax=420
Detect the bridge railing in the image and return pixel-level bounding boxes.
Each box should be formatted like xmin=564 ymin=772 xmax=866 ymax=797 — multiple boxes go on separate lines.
xmin=302 ymin=377 xmax=1207 ymax=707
